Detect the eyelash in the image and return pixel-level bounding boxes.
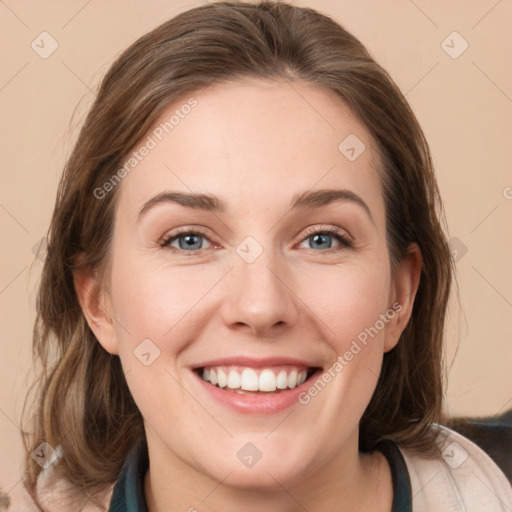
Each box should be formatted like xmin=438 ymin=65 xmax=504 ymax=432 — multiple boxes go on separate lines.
xmin=158 ymin=226 xmax=353 ymax=255
xmin=301 ymin=226 xmax=353 ymax=249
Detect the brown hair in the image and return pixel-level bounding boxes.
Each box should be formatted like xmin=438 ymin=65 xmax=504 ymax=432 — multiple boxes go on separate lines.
xmin=22 ymin=0 xmax=454 ymax=502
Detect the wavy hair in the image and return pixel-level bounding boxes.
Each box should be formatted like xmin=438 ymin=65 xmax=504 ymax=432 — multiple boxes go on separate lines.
xmin=22 ymin=0 xmax=455 ymax=503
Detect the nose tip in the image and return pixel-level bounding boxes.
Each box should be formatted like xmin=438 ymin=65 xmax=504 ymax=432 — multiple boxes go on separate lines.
xmin=220 ymin=256 xmax=299 ymax=338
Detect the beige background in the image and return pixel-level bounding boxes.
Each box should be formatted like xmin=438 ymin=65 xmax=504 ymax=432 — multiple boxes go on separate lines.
xmin=1 ymin=0 xmax=511 ymax=496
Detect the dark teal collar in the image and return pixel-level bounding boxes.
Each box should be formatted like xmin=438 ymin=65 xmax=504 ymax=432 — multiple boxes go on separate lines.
xmin=107 ymin=437 xmax=149 ymax=512
xmin=376 ymin=439 xmax=413 ymax=512
xmin=107 ymin=437 xmax=412 ymax=511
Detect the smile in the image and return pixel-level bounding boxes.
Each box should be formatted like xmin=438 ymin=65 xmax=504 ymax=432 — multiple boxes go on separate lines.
xmin=197 ymin=365 xmax=317 ymax=393
xmin=191 ymin=358 xmax=323 ymax=414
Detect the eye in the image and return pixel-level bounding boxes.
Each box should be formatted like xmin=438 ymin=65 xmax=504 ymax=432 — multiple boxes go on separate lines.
xmin=297 ymin=226 xmax=352 ymax=251
xmin=159 ymin=227 xmax=213 ymax=254
xmin=159 ymin=225 xmax=353 ymax=255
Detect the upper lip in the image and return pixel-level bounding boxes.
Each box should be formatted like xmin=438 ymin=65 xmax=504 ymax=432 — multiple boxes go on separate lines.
xmin=191 ymin=356 xmax=323 ymax=370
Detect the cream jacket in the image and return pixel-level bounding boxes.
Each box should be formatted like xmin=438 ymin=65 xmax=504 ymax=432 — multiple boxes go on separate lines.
xmin=8 ymin=425 xmax=512 ymax=511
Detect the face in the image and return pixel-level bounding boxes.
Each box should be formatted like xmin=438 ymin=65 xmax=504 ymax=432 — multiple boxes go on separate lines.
xmin=82 ymin=78 xmax=418 ymax=492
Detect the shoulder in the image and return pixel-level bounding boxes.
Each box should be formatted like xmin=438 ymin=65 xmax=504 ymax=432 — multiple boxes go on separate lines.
xmin=398 ymin=424 xmax=512 ymax=511
xmin=11 ymin=437 xmax=148 ymax=512
xmin=447 ymin=408 xmax=512 ymax=482
xmin=9 ymin=464 xmax=114 ymax=512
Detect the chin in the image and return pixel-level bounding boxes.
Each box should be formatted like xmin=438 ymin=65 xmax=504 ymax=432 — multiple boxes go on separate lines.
xmin=195 ymin=444 xmax=317 ymax=492
xmin=211 ymin=462 xmax=307 ymax=491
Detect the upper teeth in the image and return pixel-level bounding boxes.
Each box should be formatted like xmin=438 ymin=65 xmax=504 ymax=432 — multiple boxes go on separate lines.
xmin=201 ymin=366 xmax=309 ymax=392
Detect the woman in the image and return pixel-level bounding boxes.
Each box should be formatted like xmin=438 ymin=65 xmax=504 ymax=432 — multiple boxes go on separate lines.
xmin=17 ymin=1 xmax=512 ymax=510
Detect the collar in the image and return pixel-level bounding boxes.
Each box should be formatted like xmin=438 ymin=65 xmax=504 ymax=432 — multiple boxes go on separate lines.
xmin=108 ymin=437 xmax=149 ymax=512
xmin=107 ymin=437 xmax=412 ymax=511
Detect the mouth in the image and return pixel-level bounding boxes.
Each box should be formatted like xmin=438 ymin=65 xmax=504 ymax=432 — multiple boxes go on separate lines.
xmin=190 ymin=356 xmax=324 ymax=414
xmin=193 ymin=364 xmax=322 ymax=394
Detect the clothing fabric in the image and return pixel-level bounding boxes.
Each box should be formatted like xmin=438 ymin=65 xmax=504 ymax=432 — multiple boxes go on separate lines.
xmin=448 ymin=408 xmax=512 ymax=481
xmin=12 ymin=424 xmax=512 ymax=511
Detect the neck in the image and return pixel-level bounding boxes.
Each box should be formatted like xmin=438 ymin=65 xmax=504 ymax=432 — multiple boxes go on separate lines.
xmin=143 ymin=428 xmax=393 ymax=512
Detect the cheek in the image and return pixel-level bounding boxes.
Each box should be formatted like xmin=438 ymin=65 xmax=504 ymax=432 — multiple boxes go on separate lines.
xmin=107 ymin=259 xmax=195 ymax=428
xmin=109 ymin=256 xmax=211 ymax=344
xmin=298 ymin=260 xmax=392 ymax=407
xmin=299 ymin=261 xmax=392 ymax=350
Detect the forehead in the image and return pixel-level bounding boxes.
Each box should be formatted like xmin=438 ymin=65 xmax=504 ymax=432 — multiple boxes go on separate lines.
xmin=115 ymin=78 xmax=385 ymax=226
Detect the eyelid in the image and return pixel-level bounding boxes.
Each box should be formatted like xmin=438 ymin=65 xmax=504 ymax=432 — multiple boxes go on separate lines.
xmin=159 ymin=224 xmax=353 ymax=253
xmin=297 ymin=225 xmax=353 ymax=249
xmin=299 ymin=225 xmax=353 ymax=243
xmin=158 ymin=225 xmax=213 ymax=251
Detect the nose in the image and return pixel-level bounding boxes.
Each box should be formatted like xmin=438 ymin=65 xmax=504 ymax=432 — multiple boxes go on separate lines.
xmin=219 ymin=247 xmax=300 ymax=339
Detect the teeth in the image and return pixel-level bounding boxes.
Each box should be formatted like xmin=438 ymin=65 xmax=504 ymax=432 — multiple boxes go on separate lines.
xmin=259 ymin=369 xmax=277 ymax=392
xmin=199 ymin=366 xmax=312 ymax=392
xmin=241 ymin=368 xmax=259 ymax=391
xmin=217 ymin=368 xmax=228 ymax=388
xmin=288 ymin=370 xmax=298 ymax=388
xmin=276 ymin=370 xmax=288 ymax=389
xmin=227 ymin=369 xmax=240 ymax=389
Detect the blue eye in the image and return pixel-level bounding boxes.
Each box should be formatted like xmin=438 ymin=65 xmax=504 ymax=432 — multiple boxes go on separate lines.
xmin=160 ymin=228 xmax=211 ymax=253
xmin=299 ymin=227 xmax=352 ymax=251
xmin=159 ymin=226 xmax=352 ymax=255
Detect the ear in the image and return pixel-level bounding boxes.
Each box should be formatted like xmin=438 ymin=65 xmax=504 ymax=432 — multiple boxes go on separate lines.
xmin=383 ymin=243 xmax=423 ymax=353
xmin=73 ymin=263 xmax=119 ymax=355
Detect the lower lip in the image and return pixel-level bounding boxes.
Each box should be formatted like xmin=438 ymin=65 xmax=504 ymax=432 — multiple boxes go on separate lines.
xmin=191 ymin=369 xmax=322 ymax=414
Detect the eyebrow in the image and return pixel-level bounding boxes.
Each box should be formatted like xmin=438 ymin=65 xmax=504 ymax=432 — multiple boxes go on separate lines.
xmin=138 ymin=188 xmax=374 ymax=224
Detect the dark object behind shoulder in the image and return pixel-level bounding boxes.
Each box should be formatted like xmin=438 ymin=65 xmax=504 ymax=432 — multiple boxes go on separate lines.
xmin=446 ymin=408 xmax=512 ymax=484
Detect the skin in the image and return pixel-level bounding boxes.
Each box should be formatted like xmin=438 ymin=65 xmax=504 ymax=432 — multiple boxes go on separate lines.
xmin=75 ymin=77 xmax=422 ymax=512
